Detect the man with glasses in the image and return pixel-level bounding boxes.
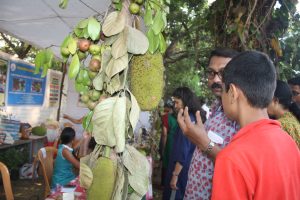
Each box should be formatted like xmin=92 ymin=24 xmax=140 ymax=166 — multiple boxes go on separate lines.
xmin=181 ymin=48 xmax=239 ymax=199
xmin=288 ymin=76 xmax=300 ymax=107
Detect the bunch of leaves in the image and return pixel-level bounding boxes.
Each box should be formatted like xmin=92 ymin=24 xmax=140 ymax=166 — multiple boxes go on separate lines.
xmin=34 ymin=48 xmax=54 ymax=77
xmin=144 ymin=0 xmax=168 ymax=53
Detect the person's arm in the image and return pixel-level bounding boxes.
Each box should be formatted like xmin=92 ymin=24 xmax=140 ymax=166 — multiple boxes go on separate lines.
xmin=63 ymin=114 xmax=83 ymax=124
xmin=62 ymin=148 xmax=80 ymax=169
xmin=177 ymin=107 xmax=221 ymax=160
xmin=170 ymin=162 xmax=183 ymax=190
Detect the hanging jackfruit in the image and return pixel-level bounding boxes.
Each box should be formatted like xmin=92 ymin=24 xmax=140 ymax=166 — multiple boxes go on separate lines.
xmin=130 ymin=52 xmax=164 ymax=111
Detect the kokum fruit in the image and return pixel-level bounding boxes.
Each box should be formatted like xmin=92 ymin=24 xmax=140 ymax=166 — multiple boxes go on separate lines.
xmin=78 ymin=51 xmax=87 ymax=60
xmin=61 ymin=47 xmax=70 ymax=57
xmin=129 ymin=3 xmax=140 ymax=14
xmin=90 ymin=90 xmax=101 ymax=101
xmin=89 ymin=44 xmax=101 ymax=55
xmin=88 ymin=71 xmax=97 ymax=79
xmin=130 ymin=52 xmax=164 ymax=111
xmin=89 ymin=59 xmax=101 ymax=72
xmin=135 ymin=0 xmax=143 ymax=5
xmin=87 ymin=100 xmax=97 ymax=110
xmin=80 ymin=94 xmax=89 ymax=103
xmin=92 ymin=55 xmax=101 ymax=61
xmin=78 ymin=39 xmax=91 ymax=52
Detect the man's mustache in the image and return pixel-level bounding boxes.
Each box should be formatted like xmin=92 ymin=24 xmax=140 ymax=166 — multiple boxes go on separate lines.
xmin=211 ymin=83 xmax=222 ymax=89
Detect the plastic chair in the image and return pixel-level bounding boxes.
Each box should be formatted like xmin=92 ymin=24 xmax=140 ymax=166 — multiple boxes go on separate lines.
xmin=37 ymin=147 xmax=57 ymax=198
xmin=0 ymin=162 xmax=14 ymax=200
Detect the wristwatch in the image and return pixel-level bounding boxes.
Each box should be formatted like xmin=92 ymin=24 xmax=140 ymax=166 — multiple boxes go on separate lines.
xmin=204 ymin=140 xmax=215 ymax=154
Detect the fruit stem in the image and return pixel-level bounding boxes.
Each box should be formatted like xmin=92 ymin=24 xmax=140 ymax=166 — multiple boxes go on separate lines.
xmin=103 ymin=146 xmax=111 ymax=158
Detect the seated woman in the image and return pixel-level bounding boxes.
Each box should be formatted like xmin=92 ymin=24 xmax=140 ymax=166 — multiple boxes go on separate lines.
xmin=51 ymin=127 xmax=80 ymax=188
xmin=267 ymin=80 xmax=300 ymax=148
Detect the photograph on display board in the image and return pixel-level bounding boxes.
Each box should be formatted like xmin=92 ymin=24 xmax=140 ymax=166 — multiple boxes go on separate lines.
xmin=12 ymin=77 xmax=26 ymax=92
xmin=31 ymin=80 xmax=42 ymax=93
xmin=0 ymin=59 xmax=7 ymax=106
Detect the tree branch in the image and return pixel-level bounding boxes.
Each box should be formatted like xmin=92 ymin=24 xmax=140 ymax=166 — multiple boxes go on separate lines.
xmin=1 ymin=33 xmax=16 ymax=49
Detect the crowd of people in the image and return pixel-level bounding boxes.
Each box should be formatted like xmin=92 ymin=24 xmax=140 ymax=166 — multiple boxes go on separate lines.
xmin=160 ymin=49 xmax=300 ymax=199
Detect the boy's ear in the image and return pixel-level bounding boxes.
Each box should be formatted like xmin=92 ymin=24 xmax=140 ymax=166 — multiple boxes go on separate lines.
xmin=229 ymin=84 xmax=239 ymax=102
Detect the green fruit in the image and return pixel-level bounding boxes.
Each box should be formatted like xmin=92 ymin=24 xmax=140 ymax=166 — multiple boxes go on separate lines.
xmin=31 ymin=126 xmax=47 ymax=136
xmin=89 ymin=44 xmax=101 ymax=55
xmin=130 ymin=52 xmax=164 ymax=111
xmin=76 ymin=70 xmax=85 ymax=83
xmin=87 ymin=100 xmax=98 ymax=110
xmin=81 ymin=94 xmax=89 ymax=103
xmin=90 ymin=90 xmax=101 ymax=101
xmin=129 ymin=3 xmax=140 ymax=14
xmin=135 ymin=0 xmax=143 ymax=5
xmin=78 ymin=51 xmax=87 ymax=60
xmin=61 ymin=47 xmax=70 ymax=57
xmin=88 ymin=71 xmax=97 ymax=79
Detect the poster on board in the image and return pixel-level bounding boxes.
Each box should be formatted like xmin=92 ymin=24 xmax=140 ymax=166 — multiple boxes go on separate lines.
xmin=49 ymin=70 xmax=62 ymax=107
xmin=7 ymin=60 xmax=46 ymax=106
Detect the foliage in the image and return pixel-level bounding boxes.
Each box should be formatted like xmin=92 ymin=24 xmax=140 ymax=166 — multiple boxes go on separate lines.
xmin=0 ymin=147 xmax=28 ymax=170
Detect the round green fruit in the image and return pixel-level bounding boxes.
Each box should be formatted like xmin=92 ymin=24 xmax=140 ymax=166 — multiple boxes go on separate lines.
xmin=89 ymin=44 xmax=101 ymax=55
xmin=90 ymin=90 xmax=101 ymax=101
xmin=129 ymin=3 xmax=140 ymax=14
xmin=87 ymin=100 xmax=97 ymax=110
xmin=78 ymin=51 xmax=87 ymax=60
xmin=80 ymin=94 xmax=89 ymax=103
xmin=88 ymin=71 xmax=97 ymax=79
xmin=135 ymin=0 xmax=143 ymax=5
xmin=92 ymin=55 xmax=101 ymax=61
xmin=61 ymin=47 xmax=70 ymax=57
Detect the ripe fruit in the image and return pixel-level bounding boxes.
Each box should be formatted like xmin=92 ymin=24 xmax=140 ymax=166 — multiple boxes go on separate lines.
xmin=80 ymin=94 xmax=89 ymax=103
xmin=89 ymin=59 xmax=101 ymax=72
xmin=135 ymin=0 xmax=143 ymax=5
xmin=88 ymin=71 xmax=97 ymax=79
xmin=78 ymin=39 xmax=91 ymax=52
xmin=89 ymin=44 xmax=101 ymax=55
xmin=129 ymin=3 xmax=140 ymax=14
xmin=92 ymin=55 xmax=101 ymax=61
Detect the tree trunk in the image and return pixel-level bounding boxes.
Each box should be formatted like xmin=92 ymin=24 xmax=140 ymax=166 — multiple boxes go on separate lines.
xmin=56 ymin=62 xmax=67 ymax=121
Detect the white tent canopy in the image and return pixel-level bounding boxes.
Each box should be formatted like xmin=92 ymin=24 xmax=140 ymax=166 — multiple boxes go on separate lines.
xmin=0 ymin=0 xmax=111 ymax=58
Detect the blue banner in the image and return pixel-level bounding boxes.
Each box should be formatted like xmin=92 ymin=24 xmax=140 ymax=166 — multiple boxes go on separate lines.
xmin=7 ymin=60 xmax=46 ymax=106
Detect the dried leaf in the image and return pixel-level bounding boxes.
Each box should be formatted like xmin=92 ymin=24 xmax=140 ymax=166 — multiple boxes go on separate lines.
xmin=102 ymin=11 xmax=126 ymax=37
xmin=92 ymin=97 xmax=118 ymax=147
xmin=112 ymin=29 xmax=128 ymax=59
xmin=111 ymin=162 xmax=125 ymax=200
xmin=106 ymin=74 xmax=122 ymax=95
xmin=93 ymin=50 xmax=112 ymax=90
xmin=80 ymin=162 xmax=93 ymax=189
xmin=128 ymin=91 xmax=140 ymax=131
xmin=127 ymin=26 xmax=149 ymax=55
xmin=113 ymin=96 xmax=126 ymax=153
xmin=105 ymin=53 xmax=128 ymax=79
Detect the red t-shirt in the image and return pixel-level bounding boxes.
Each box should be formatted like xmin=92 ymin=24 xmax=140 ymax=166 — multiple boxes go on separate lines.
xmin=212 ymin=119 xmax=300 ymax=200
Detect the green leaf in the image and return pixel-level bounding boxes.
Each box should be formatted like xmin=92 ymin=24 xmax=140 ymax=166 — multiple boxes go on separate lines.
xmin=92 ymin=97 xmax=118 ymax=147
xmin=162 ymin=12 xmax=167 ymax=29
xmin=88 ymin=17 xmax=101 ymax=41
xmin=68 ymin=37 xmax=77 ymax=54
xmin=102 ymin=11 xmax=126 ymax=37
xmin=61 ymin=35 xmax=72 ymax=48
xmin=144 ymin=5 xmax=153 ymax=26
xmin=34 ymin=51 xmax=44 ymax=74
xmin=158 ymin=32 xmax=167 ymax=53
xmin=82 ymin=110 xmax=94 ymax=130
xmin=152 ymin=10 xmax=164 ymax=35
xmin=59 ymin=0 xmax=68 ymax=9
xmin=147 ymin=29 xmax=159 ymax=54
xmin=74 ymin=28 xmax=83 ymax=38
xmin=113 ymin=96 xmax=126 ymax=152
xmin=127 ymin=26 xmax=149 ymax=54
xmin=114 ymin=2 xmax=122 ymax=11
xmin=68 ymin=54 xmax=80 ymax=79
xmin=41 ymin=63 xmax=49 ymax=78
xmin=78 ymin=18 xmax=89 ymax=29
xmin=82 ymin=70 xmax=91 ymax=86
xmin=83 ymin=27 xmax=89 ymax=39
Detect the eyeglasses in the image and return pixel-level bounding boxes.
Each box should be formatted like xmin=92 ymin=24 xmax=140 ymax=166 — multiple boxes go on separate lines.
xmin=292 ymin=91 xmax=300 ymax=97
xmin=205 ymin=69 xmax=223 ymax=80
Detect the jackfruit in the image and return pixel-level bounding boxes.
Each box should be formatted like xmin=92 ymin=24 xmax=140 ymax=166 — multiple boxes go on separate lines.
xmin=130 ymin=52 xmax=164 ymax=111
xmin=31 ymin=126 xmax=46 ymax=136
xmin=87 ymin=146 xmax=117 ymax=200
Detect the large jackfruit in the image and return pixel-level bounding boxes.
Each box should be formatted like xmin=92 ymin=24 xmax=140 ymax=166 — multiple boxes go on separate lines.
xmin=87 ymin=146 xmax=117 ymax=200
xmin=130 ymin=52 xmax=164 ymax=111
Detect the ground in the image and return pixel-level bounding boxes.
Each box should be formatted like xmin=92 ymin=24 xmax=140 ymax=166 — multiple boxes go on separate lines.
xmin=0 ymin=160 xmax=163 ymax=200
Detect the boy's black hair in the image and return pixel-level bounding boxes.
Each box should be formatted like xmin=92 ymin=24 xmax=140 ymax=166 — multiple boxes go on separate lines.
xmin=288 ymin=76 xmax=300 ymax=86
xmin=223 ymin=51 xmax=276 ymax=108
xmin=172 ymin=87 xmax=207 ymax=123
xmin=274 ymin=80 xmax=300 ymax=122
xmin=60 ymin=127 xmax=76 ymax=144
xmin=208 ymin=48 xmax=239 ymax=64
